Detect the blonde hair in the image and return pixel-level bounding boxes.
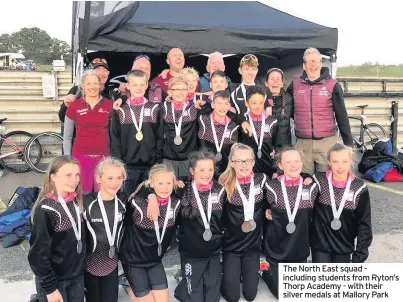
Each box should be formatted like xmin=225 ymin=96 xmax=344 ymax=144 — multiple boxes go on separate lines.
xmin=168 ymin=77 xmax=188 ymax=89
xmin=180 ymin=67 xmax=199 ymax=80
xmin=95 ymin=156 xmax=127 ymax=182
xmin=130 ymin=164 xmax=177 ymax=200
xmin=327 ymin=143 xmax=354 ymax=161
xmin=219 ymin=143 xmax=255 ymax=198
xmin=80 ymin=69 xmax=101 ymax=97
xmin=31 ymin=156 xmax=83 ymax=224
xmin=303 ymin=47 xmax=322 ymax=62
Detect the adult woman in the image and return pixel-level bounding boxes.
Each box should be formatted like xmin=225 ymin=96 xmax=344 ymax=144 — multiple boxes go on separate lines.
xmin=264 ymin=68 xmax=294 ymax=148
xmin=63 ymin=69 xmax=113 ymax=193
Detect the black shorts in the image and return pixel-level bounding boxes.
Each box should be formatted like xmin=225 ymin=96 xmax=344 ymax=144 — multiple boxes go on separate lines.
xmin=122 ymin=262 xmax=168 ymax=298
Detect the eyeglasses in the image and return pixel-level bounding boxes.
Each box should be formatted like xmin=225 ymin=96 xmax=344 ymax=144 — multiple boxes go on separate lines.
xmin=91 ymin=58 xmax=108 ymax=64
xmin=240 ymin=54 xmax=258 ymax=65
xmin=232 ymin=159 xmax=255 ymax=166
xmin=134 ymin=55 xmax=150 ymax=62
xmin=304 ymin=59 xmax=321 ymax=65
xmin=170 ymin=88 xmax=188 ymax=92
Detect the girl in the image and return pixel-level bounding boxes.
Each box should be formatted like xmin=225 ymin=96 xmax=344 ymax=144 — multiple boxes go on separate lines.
xmin=162 ymin=77 xmax=199 ymax=181
xmin=180 ymin=67 xmax=201 ymax=97
xmin=239 ymin=85 xmax=279 ymax=178
xmin=264 ymin=68 xmax=293 ymax=148
xmin=119 ymin=164 xmax=181 ymax=302
xmin=219 ymin=143 xmax=267 ymax=302
xmin=262 ymin=147 xmax=318 ymax=299
xmin=110 ymin=69 xmax=163 ymax=196
xmin=311 ymin=143 xmax=372 ymax=263
xmin=83 ymin=157 xmax=127 ymax=302
xmin=28 ymin=155 xmax=86 ymax=302
xmin=63 ymin=69 xmax=113 ymax=193
xmin=148 ymin=151 xmax=226 ymax=302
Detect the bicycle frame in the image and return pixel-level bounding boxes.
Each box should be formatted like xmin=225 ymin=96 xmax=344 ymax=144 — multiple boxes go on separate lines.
xmin=0 ymin=136 xmax=23 ymax=159
xmin=348 ymin=116 xmax=365 ymax=147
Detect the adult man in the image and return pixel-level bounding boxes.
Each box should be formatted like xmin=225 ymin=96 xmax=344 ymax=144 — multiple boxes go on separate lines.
xmin=287 ymin=47 xmax=353 ymax=175
xmin=199 ymin=52 xmax=232 ymax=93
xmin=118 ymin=55 xmax=166 ymax=102
xmin=152 ymin=47 xmax=185 ymax=93
xmin=58 ymin=58 xmax=113 ymax=123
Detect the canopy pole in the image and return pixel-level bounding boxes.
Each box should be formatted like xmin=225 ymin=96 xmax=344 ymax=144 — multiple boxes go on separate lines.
xmin=81 ymin=1 xmax=91 ymax=68
xmin=330 ymin=54 xmax=337 ymax=79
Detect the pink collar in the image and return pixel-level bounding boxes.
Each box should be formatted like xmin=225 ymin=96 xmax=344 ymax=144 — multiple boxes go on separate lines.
xmin=212 ymin=112 xmax=230 ymax=126
xmin=173 ymin=101 xmax=189 ymax=110
xmin=237 ymin=173 xmax=254 ymax=184
xmin=187 ymin=92 xmax=195 ymax=101
xmin=267 ymin=98 xmax=274 ymax=107
xmin=46 ymin=192 xmax=77 ymax=203
xmin=249 ymin=111 xmax=264 ymax=121
xmin=195 ymin=181 xmax=213 ymax=192
xmin=127 ymin=97 xmax=146 ymax=107
xmin=278 ymin=175 xmax=302 ymax=187
xmin=157 ymin=197 xmax=169 ymax=206
xmin=326 ymin=170 xmax=355 ymax=188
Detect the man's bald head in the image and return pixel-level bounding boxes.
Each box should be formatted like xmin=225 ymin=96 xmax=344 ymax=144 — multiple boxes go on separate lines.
xmin=132 ymin=56 xmax=151 ymax=80
xmin=167 ymin=48 xmax=185 ymax=72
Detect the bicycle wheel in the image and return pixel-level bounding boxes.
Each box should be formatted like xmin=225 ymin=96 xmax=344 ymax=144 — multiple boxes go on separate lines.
xmin=25 ymin=132 xmax=63 ymax=173
xmin=363 ymin=123 xmax=388 ymax=149
xmin=0 ymin=131 xmax=42 ymax=173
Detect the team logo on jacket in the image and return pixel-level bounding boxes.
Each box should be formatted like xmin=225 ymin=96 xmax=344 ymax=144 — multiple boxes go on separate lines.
xmin=296 ymin=89 xmax=305 ymax=94
xmin=91 ymin=218 xmax=103 ymax=223
xmin=98 ymin=108 xmax=110 ymax=114
xmin=319 ymin=87 xmax=328 ymax=96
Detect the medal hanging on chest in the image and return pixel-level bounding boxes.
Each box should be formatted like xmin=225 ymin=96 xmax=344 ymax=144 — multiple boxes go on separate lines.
xmin=58 ymin=196 xmax=82 ymax=254
xmin=97 ymin=192 xmax=119 ymax=259
xmin=280 ymin=177 xmax=303 ymax=234
xmin=192 ymin=183 xmax=213 ymax=241
xmin=328 ymin=172 xmax=352 ymax=231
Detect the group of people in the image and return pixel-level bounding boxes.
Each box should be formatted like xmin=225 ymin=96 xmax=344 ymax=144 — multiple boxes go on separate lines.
xmin=27 ymin=47 xmax=372 ymax=302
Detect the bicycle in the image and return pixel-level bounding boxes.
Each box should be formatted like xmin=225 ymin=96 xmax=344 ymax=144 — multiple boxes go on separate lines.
xmin=346 ymin=105 xmax=388 ymax=152
xmin=24 ymin=131 xmax=64 ymax=173
xmin=0 ymin=118 xmax=42 ymax=173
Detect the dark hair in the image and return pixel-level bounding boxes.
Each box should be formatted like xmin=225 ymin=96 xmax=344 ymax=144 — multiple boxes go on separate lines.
xmin=274 ymin=146 xmax=302 ymax=175
xmin=213 ymin=90 xmax=230 ymax=102
xmin=189 ymin=150 xmax=216 ymax=170
xmin=266 ymin=68 xmax=284 ymax=82
xmin=127 ymin=69 xmax=147 ymax=80
xmin=210 ymin=70 xmax=227 ymax=81
xmin=246 ymin=85 xmax=266 ymax=101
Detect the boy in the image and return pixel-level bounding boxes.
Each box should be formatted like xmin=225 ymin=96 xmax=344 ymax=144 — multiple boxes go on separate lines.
xmin=239 ymin=86 xmax=279 ymax=178
xmin=110 ymin=70 xmax=163 ymax=196
xmin=231 ymin=54 xmax=260 ymax=116
xmin=198 ymin=90 xmax=239 ymax=177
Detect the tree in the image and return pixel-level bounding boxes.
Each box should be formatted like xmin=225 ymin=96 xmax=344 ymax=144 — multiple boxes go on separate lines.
xmin=0 ymin=27 xmax=72 ymax=65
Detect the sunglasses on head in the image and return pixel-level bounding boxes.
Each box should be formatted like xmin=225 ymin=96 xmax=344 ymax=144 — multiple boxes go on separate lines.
xmin=92 ymin=58 xmax=108 ymax=64
xmin=135 ymin=55 xmax=150 ymax=62
xmin=240 ymin=54 xmax=258 ymax=64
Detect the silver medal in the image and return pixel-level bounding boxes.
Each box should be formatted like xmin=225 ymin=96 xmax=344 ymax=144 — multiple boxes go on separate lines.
xmin=216 ymin=152 xmax=222 ymax=162
xmin=286 ymin=222 xmax=296 ymax=234
xmin=249 ymin=219 xmax=256 ymax=231
xmin=203 ymin=229 xmax=212 ymax=241
xmin=109 ymin=246 xmax=115 ymax=259
xmin=77 ymin=240 xmax=83 ymax=254
xmin=257 ymin=150 xmax=262 ymax=159
xmin=174 ymin=136 xmax=183 ymax=146
xmin=331 ymin=218 xmax=342 ymax=230
xmin=158 ymin=244 xmax=162 ymax=256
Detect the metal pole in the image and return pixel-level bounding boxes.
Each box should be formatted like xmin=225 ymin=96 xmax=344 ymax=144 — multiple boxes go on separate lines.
xmin=391 ymin=101 xmax=399 ymax=154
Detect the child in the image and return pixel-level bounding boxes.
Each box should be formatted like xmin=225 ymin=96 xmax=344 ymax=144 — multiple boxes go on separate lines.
xmin=63 ymin=69 xmax=113 ymax=193
xmin=83 ymin=157 xmax=127 ymax=302
xmin=311 ymin=143 xmax=372 ymax=263
xmin=219 ymin=143 xmax=267 ymax=302
xmin=28 ymin=155 xmax=86 ymax=302
xmin=198 ymin=90 xmax=239 ymax=177
xmin=162 ymin=77 xmax=199 ymax=181
xmin=231 ymin=54 xmax=262 ymax=116
xmin=110 ymin=69 xmax=163 ymax=196
xmin=148 ymin=151 xmax=226 ymax=302
xmin=262 ymin=147 xmax=318 ymax=299
xmin=180 ymin=67 xmax=201 ymax=99
xmin=239 ymin=85 xmax=279 ymax=178
xmin=119 ymin=164 xmax=181 ymax=302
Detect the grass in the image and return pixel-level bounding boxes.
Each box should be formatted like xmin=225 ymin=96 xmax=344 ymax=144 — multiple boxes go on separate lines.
xmin=337 ymin=65 xmax=403 ymax=77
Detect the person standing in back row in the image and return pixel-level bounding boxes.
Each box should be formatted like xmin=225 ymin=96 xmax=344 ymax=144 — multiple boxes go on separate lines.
xmin=287 ymin=47 xmax=353 ymax=175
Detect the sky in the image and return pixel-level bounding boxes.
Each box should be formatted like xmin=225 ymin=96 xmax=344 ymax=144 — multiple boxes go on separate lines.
xmin=0 ymin=0 xmax=401 ymax=66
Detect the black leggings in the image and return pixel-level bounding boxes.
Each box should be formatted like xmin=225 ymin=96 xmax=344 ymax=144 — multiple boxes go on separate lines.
xmin=84 ymin=267 xmax=118 ymax=302
xmin=261 ymin=260 xmax=307 ymax=300
xmin=221 ymin=249 xmax=260 ymax=302
xmin=312 ymin=250 xmax=351 ymax=263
